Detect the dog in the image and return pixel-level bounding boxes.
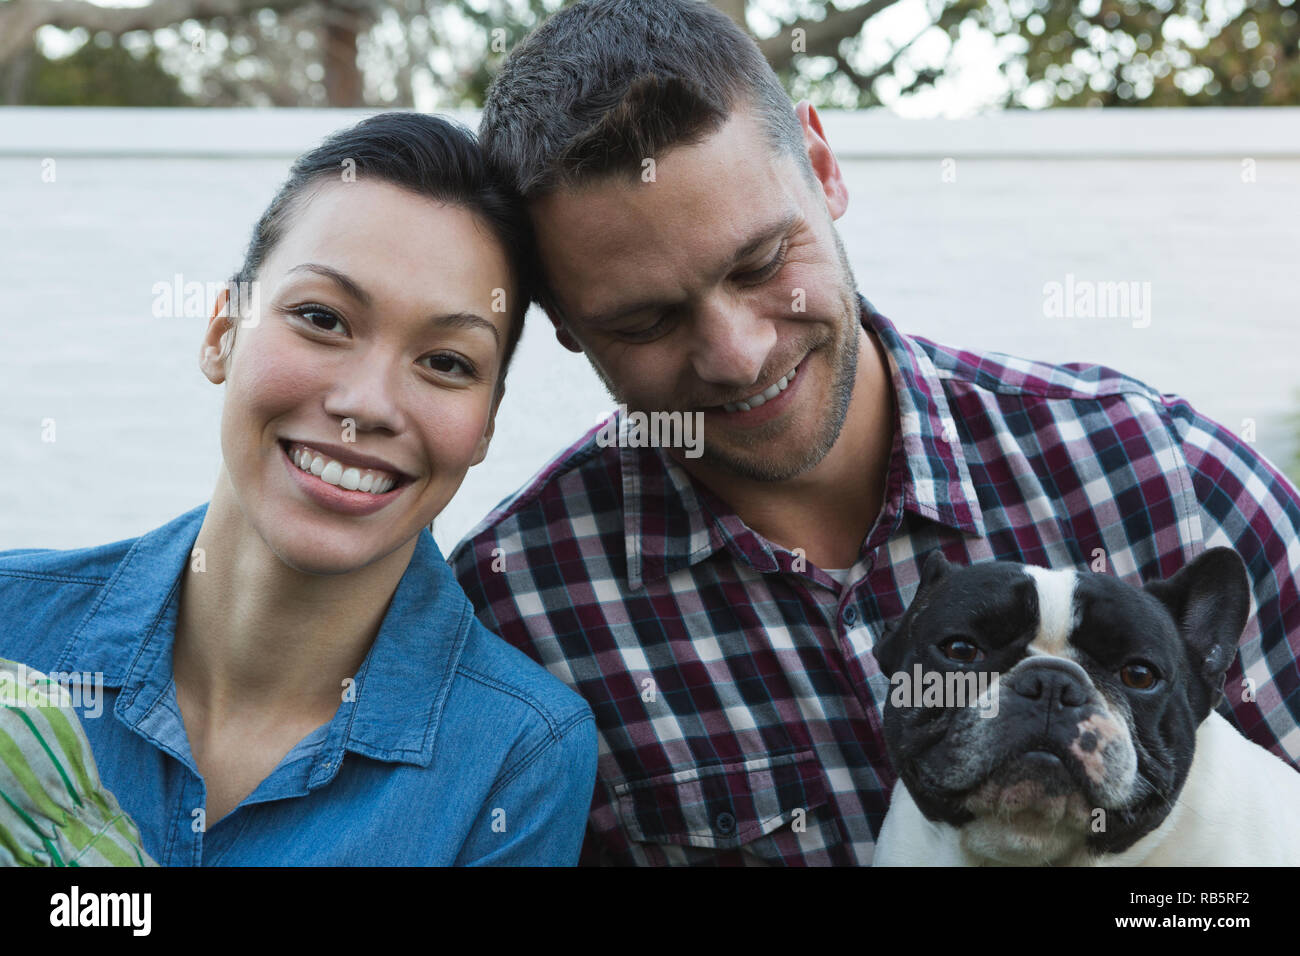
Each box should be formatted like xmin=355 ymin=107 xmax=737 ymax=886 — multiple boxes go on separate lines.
xmin=870 ymin=547 xmax=1300 ymax=865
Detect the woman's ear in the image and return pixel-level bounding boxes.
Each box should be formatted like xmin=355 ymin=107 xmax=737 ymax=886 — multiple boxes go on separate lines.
xmin=470 ymin=383 xmax=506 ymax=467
xmin=199 ymin=288 xmax=236 ymax=384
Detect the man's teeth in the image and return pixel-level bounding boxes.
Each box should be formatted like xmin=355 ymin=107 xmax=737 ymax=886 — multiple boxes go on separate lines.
xmin=288 ymin=443 xmax=399 ymax=494
xmin=722 ymin=364 xmax=799 ymax=413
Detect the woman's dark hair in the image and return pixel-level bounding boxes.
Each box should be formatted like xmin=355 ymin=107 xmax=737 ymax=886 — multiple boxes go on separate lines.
xmin=226 ymin=111 xmax=532 ymax=388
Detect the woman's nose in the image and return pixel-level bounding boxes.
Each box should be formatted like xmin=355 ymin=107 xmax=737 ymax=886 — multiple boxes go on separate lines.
xmin=321 ymin=351 xmax=405 ymax=434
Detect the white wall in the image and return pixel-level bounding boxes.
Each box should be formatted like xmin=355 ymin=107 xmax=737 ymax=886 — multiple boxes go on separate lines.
xmin=1 ymin=107 xmax=1297 ymax=554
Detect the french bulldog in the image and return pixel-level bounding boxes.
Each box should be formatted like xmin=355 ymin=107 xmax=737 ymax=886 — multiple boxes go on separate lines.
xmin=871 ymin=547 xmax=1300 ymax=866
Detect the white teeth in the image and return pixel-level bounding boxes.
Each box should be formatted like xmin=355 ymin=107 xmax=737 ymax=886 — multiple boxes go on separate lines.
xmin=286 ymin=442 xmax=401 ymax=495
xmin=722 ymin=363 xmax=799 ymax=413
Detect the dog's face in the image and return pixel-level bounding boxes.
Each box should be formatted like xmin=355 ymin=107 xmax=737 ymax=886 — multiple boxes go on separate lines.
xmin=872 ymin=548 xmax=1250 ymax=864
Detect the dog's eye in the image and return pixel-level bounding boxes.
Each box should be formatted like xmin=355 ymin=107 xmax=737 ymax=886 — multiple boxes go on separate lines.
xmin=1120 ymin=661 xmax=1159 ymax=689
xmin=940 ymin=638 xmax=984 ymax=663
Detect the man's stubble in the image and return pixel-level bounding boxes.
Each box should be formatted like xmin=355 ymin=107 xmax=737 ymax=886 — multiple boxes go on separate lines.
xmin=578 ymin=225 xmax=863 ymax=484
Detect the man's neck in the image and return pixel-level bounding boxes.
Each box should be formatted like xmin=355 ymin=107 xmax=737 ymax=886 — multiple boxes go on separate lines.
xmin=672 ymin=325 xmax=897 ymax=570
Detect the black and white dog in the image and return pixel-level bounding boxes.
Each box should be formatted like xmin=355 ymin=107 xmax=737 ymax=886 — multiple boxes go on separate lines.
xmin=871 ymin=547 xmax=1300 ymax=865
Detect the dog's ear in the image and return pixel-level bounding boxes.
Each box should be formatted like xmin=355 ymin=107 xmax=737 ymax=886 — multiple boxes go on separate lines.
xmin=919 ymin=549 xmax=953 ymax=590
xmin=1143 ymin=547 xmax=1250 ymax=716
xmin=872 ymin=617 xmax=907 ymax=677
xmin=873 ymin=550 xmax=955 ymax=676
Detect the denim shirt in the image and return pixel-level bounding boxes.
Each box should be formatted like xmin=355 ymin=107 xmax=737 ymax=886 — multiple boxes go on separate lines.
xmin=0 ymin=503 xmax=597 ymax=866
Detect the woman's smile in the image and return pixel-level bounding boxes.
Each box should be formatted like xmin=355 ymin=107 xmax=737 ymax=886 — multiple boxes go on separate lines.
xmin=278 ymin=437 xmax=415 ymax=517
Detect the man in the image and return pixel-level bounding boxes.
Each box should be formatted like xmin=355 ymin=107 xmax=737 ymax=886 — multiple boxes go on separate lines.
xmin=451 ymin=0 xmax=1300 ymax=864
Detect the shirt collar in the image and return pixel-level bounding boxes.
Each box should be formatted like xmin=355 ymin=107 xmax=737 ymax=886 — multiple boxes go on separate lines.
xmin=622 ymin=294 xmax=985 ymax=588
xmin=58 ymin=502 xmax=472 ymax=767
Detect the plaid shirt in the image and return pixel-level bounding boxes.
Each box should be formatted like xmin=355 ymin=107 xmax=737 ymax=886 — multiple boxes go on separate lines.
xmin=450 ymin=296 xmax=1300 ymax=866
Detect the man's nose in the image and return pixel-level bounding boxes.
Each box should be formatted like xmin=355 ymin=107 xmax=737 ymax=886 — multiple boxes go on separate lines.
xmin=687 ymin=295 xmax=776 ymax=388
xmin=322 ymin=349 xmax=405 ymax=434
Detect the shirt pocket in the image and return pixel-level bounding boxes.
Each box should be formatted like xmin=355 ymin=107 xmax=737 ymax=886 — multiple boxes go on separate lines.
xmin=612 ymin=749 xmax=827 ymax=850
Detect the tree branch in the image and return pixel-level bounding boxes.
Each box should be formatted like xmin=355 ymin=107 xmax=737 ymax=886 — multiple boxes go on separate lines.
xmin=0 ymin=0 xmax=370 ymax=66
xmin=759 ymin=0 xmax=905 ymax=71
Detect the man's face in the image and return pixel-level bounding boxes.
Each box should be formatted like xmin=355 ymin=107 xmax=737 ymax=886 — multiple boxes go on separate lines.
xmin=530 ymin=104 xmax=861 ymax=482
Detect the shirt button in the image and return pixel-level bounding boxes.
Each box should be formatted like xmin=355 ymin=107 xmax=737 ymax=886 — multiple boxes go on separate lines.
xmin=843 ymin=606 xmax=858 ymax=625
xmin=715 ymin=811 xmax=737 ymax=835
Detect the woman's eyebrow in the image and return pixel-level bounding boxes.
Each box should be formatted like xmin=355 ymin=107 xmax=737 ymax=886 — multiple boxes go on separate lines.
xmin=286 ymin=262 xmax=498 ymax=342
xmin=433 ymin=312 xmax=500 ymax=343
xmin=288 ymin=263 xmax=372 ymax=306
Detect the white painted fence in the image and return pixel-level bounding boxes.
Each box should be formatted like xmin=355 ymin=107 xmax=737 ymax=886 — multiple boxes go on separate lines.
xmin=2 ymin=107 xmax=1297 ymax=553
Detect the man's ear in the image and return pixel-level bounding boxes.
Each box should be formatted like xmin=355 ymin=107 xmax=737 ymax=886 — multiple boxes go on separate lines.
xmin=471 ymin=383 xmax=507 ymax=467
xmin=199 ymin=287 xmax=236 ymax=384
xmin=545 ymin=307 xmax=584 ymax=353
xmin=794 ymin=100 xmax=848 ymax=220
xmin=1143 ymin=547 xmax=1250 ymax=717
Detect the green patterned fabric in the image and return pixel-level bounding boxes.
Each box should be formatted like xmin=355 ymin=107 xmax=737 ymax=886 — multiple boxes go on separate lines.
xmin=0 ymin=658 xmax=156 ymax=867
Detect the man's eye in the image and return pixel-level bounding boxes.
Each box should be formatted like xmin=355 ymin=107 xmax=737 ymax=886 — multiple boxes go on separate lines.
xmin=618 ymin=314 xmax=673 ymax=343
xmin=736 ymin=241 xmax=789 ymax=284
xmin=292 ymin=305 xmax=346 ymax=334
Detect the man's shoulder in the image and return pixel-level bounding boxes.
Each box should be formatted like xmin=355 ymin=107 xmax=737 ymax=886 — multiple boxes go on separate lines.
xmin=451 ymin=417 xmax=624 ymax=561
xmin=910 ymin=333 xmax=1167 ymax=405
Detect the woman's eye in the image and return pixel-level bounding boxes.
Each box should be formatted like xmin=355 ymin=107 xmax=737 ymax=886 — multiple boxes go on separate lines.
xmin=293 ymin=306 xmax=345 ymax=334
xmin=940 ymin=638 xmax=984 ymax=663
xmin=422 ymin=353 xmax=477 ymax=378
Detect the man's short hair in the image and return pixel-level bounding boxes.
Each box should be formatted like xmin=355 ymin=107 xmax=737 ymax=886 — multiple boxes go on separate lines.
xmin=478 ymin=0 xmax=814 ymax=315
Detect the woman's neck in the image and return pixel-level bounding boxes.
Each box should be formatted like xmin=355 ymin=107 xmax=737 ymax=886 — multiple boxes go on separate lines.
xmin=172 ymin=472 xmax=418 ymax=733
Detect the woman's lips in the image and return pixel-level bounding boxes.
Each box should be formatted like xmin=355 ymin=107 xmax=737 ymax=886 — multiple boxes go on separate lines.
xmin=279 ymin=439 xmax=409 ymax=516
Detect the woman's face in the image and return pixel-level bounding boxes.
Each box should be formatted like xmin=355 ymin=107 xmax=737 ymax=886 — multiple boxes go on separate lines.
xmin=200 ymin=178 xmax=513 ymax=574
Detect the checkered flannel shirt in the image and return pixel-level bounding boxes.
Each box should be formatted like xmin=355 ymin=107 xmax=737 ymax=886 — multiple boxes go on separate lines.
xmin=449 ymin=295 xmax=1300 ymax=865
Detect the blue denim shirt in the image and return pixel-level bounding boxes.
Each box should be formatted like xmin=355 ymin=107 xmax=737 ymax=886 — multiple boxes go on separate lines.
xmin=0 ymin=503 xmax=597 ymax=866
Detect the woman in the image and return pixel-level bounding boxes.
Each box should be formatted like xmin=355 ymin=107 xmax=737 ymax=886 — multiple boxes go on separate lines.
xmin=0 ymin=112 xmax=596 ymax=866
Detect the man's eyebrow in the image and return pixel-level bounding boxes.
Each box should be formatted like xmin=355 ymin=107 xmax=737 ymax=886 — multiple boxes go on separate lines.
xmin=574 ymin=211 xmax=802 ymax=328
xmin=727 ymin=211 xmax=801 ymax=269
xmin=286 ymin=263 xmax=499 ymax=342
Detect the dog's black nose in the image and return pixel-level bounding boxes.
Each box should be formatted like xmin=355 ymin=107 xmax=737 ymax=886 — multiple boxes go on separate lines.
xmin=1008 ymin=659 xmax=1091 ymax=710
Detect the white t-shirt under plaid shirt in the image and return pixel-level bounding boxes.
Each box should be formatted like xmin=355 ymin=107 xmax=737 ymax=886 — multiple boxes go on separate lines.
xmin=450 ymin=295 xmax=1300 ymax=866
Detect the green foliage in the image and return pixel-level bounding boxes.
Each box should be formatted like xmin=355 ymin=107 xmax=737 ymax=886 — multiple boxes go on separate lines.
xmin=1287 ymin=390 xmax=1300 ymax=489
xmin=7 ymin=1 xmax=1299 ymax=109
xmin=21 ymin=35 xmax=194 ymax=106
xmin=933 ymin=0 xmax=1300 ymax=108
